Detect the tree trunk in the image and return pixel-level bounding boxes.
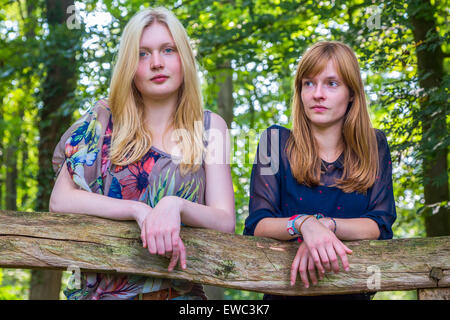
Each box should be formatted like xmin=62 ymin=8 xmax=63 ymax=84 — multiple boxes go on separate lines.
xmin=21 ymin=147 xmax=28 ymax=207
xmin=408 ymin=0 xmax=449 ymax=236
xmin=5 ymin=142 xmax=18 ymax=211
xmin=30 ymin=0 xmax=79 ymax=300
xmin=217 ymin=61 xmax=234 ymax=128
xmin=0 ymin=101 xmax=4 ymax=210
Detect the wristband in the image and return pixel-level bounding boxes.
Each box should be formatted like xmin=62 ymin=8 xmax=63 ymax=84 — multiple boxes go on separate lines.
xmin=329 ymin=217 xmax=337 ymax=233
xmin=314 ymin=213 xmax=325 ymax=220
xmin=286 ymin=214 xmax=306 ymax=236
xmin=297 ymin=215 xmax=314 ymax=236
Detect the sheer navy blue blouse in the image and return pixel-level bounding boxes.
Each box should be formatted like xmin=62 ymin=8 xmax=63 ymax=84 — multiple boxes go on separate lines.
xmin=244 ymin=125 xmax=396 ymax=240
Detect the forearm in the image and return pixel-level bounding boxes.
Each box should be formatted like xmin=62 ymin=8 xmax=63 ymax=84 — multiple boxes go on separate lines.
xmin=333 ymin=218 xmax=380 ymax=240
xmin=177 ymin=197 xmax=235 ymax=234
xmin=254 ymin=216 xmax=380 ymax=242
xmin=253 ymin=217 xmax=295 ymax=241
xmin=50 ymin=186 xmax=145 ymax=223
xmin=50 ymin=162 xmax=148 ymax=223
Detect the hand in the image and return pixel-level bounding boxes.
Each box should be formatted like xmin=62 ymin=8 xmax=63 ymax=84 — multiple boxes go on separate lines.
xmin=140 ymin=196 xmax=187 ymax=272
xmin=318 ymin=217 xmax=334 ymax=232
xmin=133 ymin=202 xmax=152 ymax=230
xmin=296 ymin=216 xmax=352 ymax=275
xmin=291 ymin=242 xmax=324 ymax=288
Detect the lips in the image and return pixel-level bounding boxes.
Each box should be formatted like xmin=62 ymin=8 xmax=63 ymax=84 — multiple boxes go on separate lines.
xmin=312 ymin=105 xmax=328 ymax=112
xmin=150 ymin=74 xmax=169 ymax=83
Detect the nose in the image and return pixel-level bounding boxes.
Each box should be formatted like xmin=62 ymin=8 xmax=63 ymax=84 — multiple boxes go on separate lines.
xmin=313 ymin=83 xmax=325 ymax=100
xmin=150 ymin=51 xmax=163 ymax=70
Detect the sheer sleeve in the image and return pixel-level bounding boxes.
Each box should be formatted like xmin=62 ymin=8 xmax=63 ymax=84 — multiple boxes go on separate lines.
xmin=244 ymin=126 xmax=284 ymax=236
xmin=360 ymin=129 xmax=397 ymax=239
xmin=52 ymin=99 xmax=111 ymax=194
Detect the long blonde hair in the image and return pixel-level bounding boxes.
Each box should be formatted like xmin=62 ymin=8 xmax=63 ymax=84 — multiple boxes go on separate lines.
xmin=108 ymin=7 xmax=204 ymax=174
xmin=286 ymin=41 xmax=378 ymax=193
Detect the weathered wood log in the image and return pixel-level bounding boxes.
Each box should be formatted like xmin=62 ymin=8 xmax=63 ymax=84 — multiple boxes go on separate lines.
xmin=0 ymin=210 xmax=449 ymax=296
xmin=417 ymin=288 xmax=450 ymax=300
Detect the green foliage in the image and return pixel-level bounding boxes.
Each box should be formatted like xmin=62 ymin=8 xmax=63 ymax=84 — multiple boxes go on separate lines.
xmin=0 ymin=269 xmax=30 ymax=300
xmin=0 ymin=0 xmax=447 ymax=300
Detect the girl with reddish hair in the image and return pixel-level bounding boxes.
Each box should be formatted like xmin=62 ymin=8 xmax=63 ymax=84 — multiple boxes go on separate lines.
xmin=244 ymin=41 xmax=396 ymax=300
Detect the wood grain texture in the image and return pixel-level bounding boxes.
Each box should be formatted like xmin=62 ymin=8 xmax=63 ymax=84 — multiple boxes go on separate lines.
xmin=1 ymin=210 xmax=449 ymax=296
xmin=418 ymin=288 xmax=450 ymax=300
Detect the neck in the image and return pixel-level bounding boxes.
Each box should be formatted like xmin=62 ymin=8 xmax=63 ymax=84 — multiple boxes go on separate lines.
xmin=142 ymin=94 xmax=178 ymax=133
xmin=311 ymin=122 xmax=344 ymax=162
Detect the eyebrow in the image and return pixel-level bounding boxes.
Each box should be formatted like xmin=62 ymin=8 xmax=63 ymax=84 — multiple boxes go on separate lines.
xmin=139 ymin=42 xmax=176 ymax=50
xmin=303 ymin=76 xmax=341 ymax=81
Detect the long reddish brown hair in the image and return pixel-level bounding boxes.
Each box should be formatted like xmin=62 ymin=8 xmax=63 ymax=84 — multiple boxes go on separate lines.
xmin=286 ymin=41 xmax=378 ymax=193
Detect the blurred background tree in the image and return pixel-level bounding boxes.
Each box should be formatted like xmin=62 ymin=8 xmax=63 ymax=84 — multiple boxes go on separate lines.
xmin=0 ymin=0 xmax=448 ymax=300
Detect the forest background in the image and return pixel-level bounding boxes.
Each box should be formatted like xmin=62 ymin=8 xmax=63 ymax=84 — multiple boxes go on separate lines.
xmin=0 ymin=0 xmax=448 ymax=300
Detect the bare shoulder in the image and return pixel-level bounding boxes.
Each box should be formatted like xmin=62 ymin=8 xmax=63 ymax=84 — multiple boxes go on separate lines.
xmin=208 ymin=111 xmax=228 ymax=132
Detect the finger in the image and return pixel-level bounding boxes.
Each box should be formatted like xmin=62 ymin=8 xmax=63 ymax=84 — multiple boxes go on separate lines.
xmin=167 ymin=250 xmax=179 ymax=272
xmin=168 ymin=232 xmax=180 ymax=272
xmin=334 ymin=242 xmax=351 ymax=272
xmin=290 ymin=246 xmax=303 ymax=286
xmin=318 ymin=246 xmax=331 ymax=272
xmin=141 ymin=222 xmax=147 ymax=248
xmin=164 ymin=231 xmax=173 ymax=254
xmin=155 ymin=232 xmax=166 ymax=255
xmin=146 ymin=224 xmax=157 ymax=254
xmin=307 ymin=254 xmax=318 ymax=286
xmin=309 ymin=248 xmax=325 ymax=275
xmin=148 ymin=234 xmax=157 ymax=255
xmin=179 ymin=238 xmax=187 ymax=269
xmin=325 ymin=244 xmax=340 ymax=274
xmin=299 ymin=250 xmax=309 ymax=288
xmin=343 ymin=243 xmax=353 ymax=255
xmin=172 ymin=230 xmax=180 ymax=255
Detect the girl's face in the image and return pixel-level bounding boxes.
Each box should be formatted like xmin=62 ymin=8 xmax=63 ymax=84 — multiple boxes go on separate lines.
xmin=134 ymin=22 xmax=183 ymax=102
xmin=301 ymin=60 xmax=353 ymax=130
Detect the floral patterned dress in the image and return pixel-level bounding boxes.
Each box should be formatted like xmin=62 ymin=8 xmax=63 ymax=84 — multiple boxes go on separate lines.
xmin=52 ymin=99 xmax=210 ymax=300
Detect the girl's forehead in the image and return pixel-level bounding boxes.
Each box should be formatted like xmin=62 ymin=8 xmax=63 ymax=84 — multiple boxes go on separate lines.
xmin=140 ymin=22 xmax=175 ymax=46
xmin=304 ymin=60 xmax=340 ymax=79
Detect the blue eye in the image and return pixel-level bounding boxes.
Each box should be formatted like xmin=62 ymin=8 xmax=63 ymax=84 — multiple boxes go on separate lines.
xmin=329 ymin=81 xmax=338 ymax=87
xmin=139 ymin=51 xmax=149 ymax=58
xmin=303 ymin=80 xmax=313 ymax=87
xmin=163 ymin=47 xmax=175 ymax=54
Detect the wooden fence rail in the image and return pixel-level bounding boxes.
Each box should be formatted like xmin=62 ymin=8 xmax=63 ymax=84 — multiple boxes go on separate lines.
xmin=0 ymin=210 xmax=449 ymax=298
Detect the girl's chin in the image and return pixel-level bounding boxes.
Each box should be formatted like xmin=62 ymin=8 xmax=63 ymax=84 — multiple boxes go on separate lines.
xmin=140 ymin=89 xmax=179 ymax=101
xmin=308 ymin=117 xmax=345 ymax=128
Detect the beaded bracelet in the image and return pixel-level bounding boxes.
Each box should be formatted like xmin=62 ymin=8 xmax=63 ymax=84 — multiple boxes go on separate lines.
xmin=287 ymin=214 xmax=308 ymax=236
xmin=314 ymin=213 xmax=325 ymax=220
xmin=297 ymin=215 xmax=314 ymax=236
xmin=287 ymin=213 xmax=333 ymax=238
xmin=329 ymin=217 xmax=337 ymax=233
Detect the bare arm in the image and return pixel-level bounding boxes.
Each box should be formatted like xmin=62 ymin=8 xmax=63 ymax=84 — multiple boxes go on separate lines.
xmin=254 ymin=217 xmax=292 ymax=240
xmin=176 ymin=112 xmax=235 ymax=233
xmin=49 ymin=162 xmax=151 ymax=227
xmin=254 ymin=216 xmax=380 ymax=241
xmin=329 ymin=218 xmax=379 ymax=240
